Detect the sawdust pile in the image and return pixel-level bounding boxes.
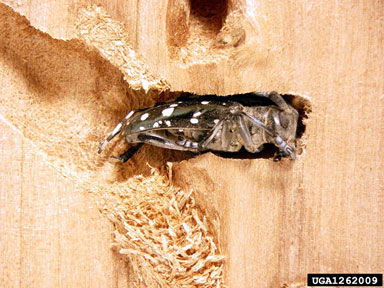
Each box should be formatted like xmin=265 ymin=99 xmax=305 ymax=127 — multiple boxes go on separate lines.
xmin=76 ymin=6 xmax=169 ymax=93
xmin=96 ymin=168 xmax=225 ymax=288
xmin=73 ymin=6 xmax=225 ymax=287
xmin=0 ymin=3 xmax=226 ymax=287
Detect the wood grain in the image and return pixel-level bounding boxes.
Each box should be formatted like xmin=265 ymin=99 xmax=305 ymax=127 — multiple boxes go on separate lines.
xmin=0 ymin=1 xmax=383 ymax=287
xmin=0 ymin=118 xmax=131 ymax=287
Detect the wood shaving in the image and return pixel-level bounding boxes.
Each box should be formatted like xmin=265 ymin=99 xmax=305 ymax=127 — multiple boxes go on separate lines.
xmin=96 ymin=168 xmax=225 ymax=288
xmin=75 ymin=6 xmax=170 ymax=93
xmin=0 ymin=4 xmax=226 ymax=287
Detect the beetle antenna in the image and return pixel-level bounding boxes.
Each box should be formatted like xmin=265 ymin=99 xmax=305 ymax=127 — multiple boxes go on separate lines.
xmin=98 ymin=110 xmax=138 ymax=154
xmin=241 ymin=112 xmax=275 ymax=137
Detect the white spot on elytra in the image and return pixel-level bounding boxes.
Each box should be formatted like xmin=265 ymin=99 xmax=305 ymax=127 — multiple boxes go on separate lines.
xmin=162 ymin=107 xmax=174 ymax=117
xmin=112 ymin=123 xmax=122 ymax=135
xmin=190 ymin=118 xmax=199 ymax=124
xmin=139 ymin=126 xmax=145 ymax=131
xmin=170 ymin=103 xmax=178 ymax=108
xmin=125 ymin=110 xmax=135 ymax=120
xmin=193 ymin=111 xmax=202 ymax=117
xmin=165 ymin=120 xmax=171 ymax=126
xmin=140 ymin=113 xmax=149 ymax=121
xmin=201 ymin=101 xmax=209 ymax=105
xmin=153 ymin=122 xmax=159 ymax=128
xmin=159 ymin=120 xmax=163 ymax=124
xmin=214 ymin=119 xmax=220 ymax=124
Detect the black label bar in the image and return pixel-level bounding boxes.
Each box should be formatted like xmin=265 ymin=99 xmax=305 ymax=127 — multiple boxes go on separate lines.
xmin=307 ymin=274 xmax=383 ymax=286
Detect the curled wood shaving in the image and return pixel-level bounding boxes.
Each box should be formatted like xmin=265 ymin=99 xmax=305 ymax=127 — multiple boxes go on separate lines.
xmin=74 ymin=6 xmax=225 ymax=287
xmin=75 ymin=6 xmax=170 ymax=93
xmin=97 ymin=168 xmax=225 ymax=288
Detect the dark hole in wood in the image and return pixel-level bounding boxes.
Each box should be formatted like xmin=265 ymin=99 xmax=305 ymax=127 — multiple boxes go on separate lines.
xmin=189 ymin=0 xmax=228 ymax=32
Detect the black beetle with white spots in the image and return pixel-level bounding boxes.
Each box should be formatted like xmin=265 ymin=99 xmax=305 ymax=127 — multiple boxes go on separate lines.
xmin=98 ymin=91 xmax=299 ymax=162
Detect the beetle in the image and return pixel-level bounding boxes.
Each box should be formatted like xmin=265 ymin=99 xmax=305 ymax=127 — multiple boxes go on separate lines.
xmin=98 ymin=91 xmax=299 ymax=162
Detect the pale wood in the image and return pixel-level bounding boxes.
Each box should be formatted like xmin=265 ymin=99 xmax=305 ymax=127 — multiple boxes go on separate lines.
xmin=0 ymin=119 xmax=131 ymax=287
xmin=1 ymin=1 xmax=383 ymax=288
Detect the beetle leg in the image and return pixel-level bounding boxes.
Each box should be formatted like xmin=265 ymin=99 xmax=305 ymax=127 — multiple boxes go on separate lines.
xmin=273 ymin=150 xmax=285 ymax=162
xmin=236 ymin=114 xmax=256 ymax=152
xmin=254 ymin=144 xmax=264 ymax=153
xmin=138 ymin=132 xmax=197 ymax=151
xmin=175 ymin=136 xmax=200 ymax=150
xmin=176 ymin=136 xmax=186 ymax=146
xmin=274 ymin=136 xmax=296 ymax=160
xmin=221 ymin=120 xmax=231 ymax=150
xmin=199 ymin=119 xmax=224 ymax=149
xmin=184 ymin=140 xmax=192 ymax=148
xmin=252 ymin=91 xmax=290 ymax=111
xmin=242 ymin=112 xmax=296 ymax=159
xmin=241 ymin=112 xmax=275 ymax=137
xmin=112 ymin=143 xmax=144 ymax=162
xmin=98 ymin=109 xmax=143 ymax=154
xmin=138 ymin=133 xmax=169 ymax=144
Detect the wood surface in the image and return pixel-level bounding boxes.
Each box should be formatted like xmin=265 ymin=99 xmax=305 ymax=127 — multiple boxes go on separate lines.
xmin=1 ymin=0 xmax=383 ymax=287
xmin=0 ymin=119 xmax=132 ymax=287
